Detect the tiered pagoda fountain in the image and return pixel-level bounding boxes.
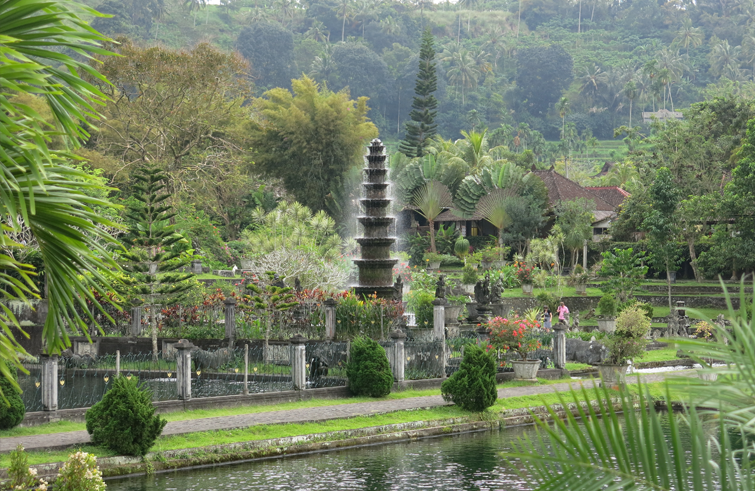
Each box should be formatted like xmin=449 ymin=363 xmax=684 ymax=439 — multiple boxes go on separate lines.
xmin=353 ymin=139 xmax=398 ymax=299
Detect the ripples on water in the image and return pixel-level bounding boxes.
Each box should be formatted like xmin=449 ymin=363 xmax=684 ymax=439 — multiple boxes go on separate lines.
xmin=107 ymin=427 xmax=535 ymax=491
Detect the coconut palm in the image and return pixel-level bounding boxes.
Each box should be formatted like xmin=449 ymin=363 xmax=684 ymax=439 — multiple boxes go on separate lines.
xmin=0 ymin=0 xmax=122 ymax=377
xmin=623 ymin=80 xmax=638 ymax=127
xmin=441 ymin=46 xmax=480 ymax=104
xmin=556 ymin=97 xmax=569 ymax=139
xmin=305 ymin=20 xmax=330 ymax=43
xmin=579 ymin=65 xmax=607 ymax=97
xmin=503 ymin=289 xmax=755 ymax=491
xmin=673 ymin=17 xmax=704 ymax=56
xmin=412 ymin=180 xmax=453 ymax=253
xmin=741 ymin=28 xmax=755 ymax=80
xmin=709 ymin=39 xmax=742 ymax=80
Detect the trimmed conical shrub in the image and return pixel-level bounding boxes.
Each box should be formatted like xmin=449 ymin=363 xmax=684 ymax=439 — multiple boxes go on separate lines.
xmin=0 ymin=366 xmax=25 ymax=430
xmin=441 ymin=344 xmax=497 ymax=411
xmin=347 ymin=336 xmax=393 ymax=397
xmin=85 ymin=376 xmax=166 ymax=456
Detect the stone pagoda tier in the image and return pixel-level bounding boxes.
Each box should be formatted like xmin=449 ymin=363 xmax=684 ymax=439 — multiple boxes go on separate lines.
xmin=353 ymin=139 xmax=398 ymax=299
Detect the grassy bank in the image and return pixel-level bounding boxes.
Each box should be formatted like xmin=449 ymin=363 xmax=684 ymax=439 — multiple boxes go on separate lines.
xmin=1 ymin=380 xmax=682 ymax=468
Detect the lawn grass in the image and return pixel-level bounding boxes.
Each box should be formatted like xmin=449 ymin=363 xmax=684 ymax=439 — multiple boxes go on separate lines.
xmin=565 ymin=362 xmax=592 ymax=371
xmin=0 ymin=377 xmax=573 ymax=440
xmin=1 ymin=380 xmax=682 ymax=467
xmin=639 ymin=348 xmax=682 ymax=363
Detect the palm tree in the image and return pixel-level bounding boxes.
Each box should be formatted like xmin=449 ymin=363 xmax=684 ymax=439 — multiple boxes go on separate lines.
xmin=309 ymin=43 xmax=337 ymax=85
xmin=741 ymin=28 xmax=755 ymax=80
xmin=579 ymin=65 xmax=606 ymax=97
xmin=305 ymin=20 xmax=330 ymax=43
xmin=673 ymin=17 xmax=704 ymax=56
xmin=335 ymin=0 xmax=354 ymax=42
xmin=0 ymin=0 xmax=121 ymax=377
xmin=709 ymin=39 xmax=742 ymax=80
xmin=476 ymin=189 xmax=516 ymax=249
xmin=623 ymin=80 xmax=638 ymax=127
xmin=503 ymin=290 xmax=755 ymax=491
xmin=412 ymin=181 xmax=453 ymax=253
xmin=556 ymin=97 xmax=570 ymax=140
xmin=442 ymin=46 xmax=480 ymax=104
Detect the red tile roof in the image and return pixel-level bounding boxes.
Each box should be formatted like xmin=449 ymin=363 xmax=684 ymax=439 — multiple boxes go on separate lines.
xmin=584 ymin=186 xmax=630 ymax=208
xmin=529 ymin=170 xmax=615 ymax=211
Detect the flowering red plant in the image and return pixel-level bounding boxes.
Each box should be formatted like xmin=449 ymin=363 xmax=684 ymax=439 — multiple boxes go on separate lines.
xmin=513 ymin=261 xmax=534 ymax=284
xmin=486 ymin=315 xmax=541 ymax=360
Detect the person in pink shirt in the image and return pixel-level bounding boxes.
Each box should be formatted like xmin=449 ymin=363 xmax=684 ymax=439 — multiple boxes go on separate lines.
xmin=556 ymin=302 xmax=569 ymax=325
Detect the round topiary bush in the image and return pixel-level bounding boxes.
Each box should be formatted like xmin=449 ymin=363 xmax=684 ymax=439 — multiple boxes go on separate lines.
xmin=0 ymin=366 xmax=26 ymax=430
xmin=441 ymin=344 xmax=497 ymax=411
xmin=597 ymin=294 xmax=617 ymax=317
xmin=346 ymin=336 xmax=393 ymax=397
xmin=85 ymin=376 xmax=167 ymax=456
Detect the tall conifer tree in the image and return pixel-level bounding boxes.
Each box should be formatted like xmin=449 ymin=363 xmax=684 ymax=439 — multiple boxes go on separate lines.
xmin=121 ymin=165 xmax=194 ymax=359
xmin=399 ymin=28 xmax=438 ymax=158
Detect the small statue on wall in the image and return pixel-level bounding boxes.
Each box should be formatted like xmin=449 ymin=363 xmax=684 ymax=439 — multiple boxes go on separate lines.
xmin=435 ymin=275 xmax=446 ymax=299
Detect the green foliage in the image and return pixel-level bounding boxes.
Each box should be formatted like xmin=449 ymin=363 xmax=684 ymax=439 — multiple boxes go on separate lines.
xmin=346 ymin=336 xmax=393 ymax=397
xmin=516 ymin=45 xmax=573 ymax=116
xmin=0 ymin=0 xmax=123 ymax=363
xmin=0 ymin=367 xmax=24 ymax=430
xmin=406 ymin=289 xmax=434 ymax=328
xmin=596 ymin=294 xmax=617 ymax=318
xmin=604 ymin=306 xmax=650 ymax=365
xmin=554 ymin=198 xmax=594 ymax=266
xmin=85 ymin=376 xmax=167 ymax=456
xmin=55 ymin=451 xmax=106 ymax=491
xmin=399 ymin=28 xmax=438 ymax=158
xmin=333 ymin=293 xmax=404 ymax=339
xmin=412 ymin=180 xmax=453 ymax=253
xmin=8 ymin=445 xmax=45 ymax=490
xmin=407 ymin=232 xmax=430 ymax=267
xmin=242 ymin=201 xmax=342 ymax=259
xmin=236 ymin=22 xmax=294 ymax=90
xmin=598 ymin=248 xmax=648 ymax=302
xmin=441 ymin=344 xmax=496 ymax=412
xmin=434 ymin=223 xmax=459 ymax=255
xmin=454 ymin=235 xmax=471 ymax=262
xmin=462 ymin=264 xmax=479 ymax=285
xmin=618 ymin=299 xmax=653 ymax=320
xmin=536 ymin=291 xmax=560 ymax=315
xmin=249 ymin=76 xmax=377 ymax=212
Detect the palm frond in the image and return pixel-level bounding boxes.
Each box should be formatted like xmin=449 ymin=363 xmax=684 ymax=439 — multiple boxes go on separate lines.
xmin=411 ymin=180 xmax=453 ymax=222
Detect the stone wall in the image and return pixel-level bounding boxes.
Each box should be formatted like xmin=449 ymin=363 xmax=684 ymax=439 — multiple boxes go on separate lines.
xmin=503 ymin=294 xmax=740 ymax=313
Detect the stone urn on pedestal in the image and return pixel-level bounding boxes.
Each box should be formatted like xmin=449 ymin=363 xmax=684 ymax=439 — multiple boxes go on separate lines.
xmin=596 ymin=294 xmax=617 ymax=333
xmin=487 ymin=314 xmax=542 ymax=381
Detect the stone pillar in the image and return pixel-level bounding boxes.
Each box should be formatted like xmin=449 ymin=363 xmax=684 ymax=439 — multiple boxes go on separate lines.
xmin=553 ymin=323 xmax=567 ymax=370
xmin=432 ymin=299 xmax=446 ymax=341
xmin=130 ymin=305 xmax=142 ymax=336
xmin=175 ymin=339 xmax=194 ymax=401
xmin=291 ymin=334 xmax=307 ymax=390
xmin=191 ymin=260 xmax=203 ymax=274
xmin=40 ymin=354 xmax=58 ymax=412
xmin=224 ymin=297 xmax=236 ymax=346
xmin=243 ymin=343 xmax=249 ymax=396
xmin=115 ymin=350 xmax=121 ymax=377
xmin=388 ymin=329 xmax=406 ymax=383
xmin=324 ymin=298 xmax=337 ymax=340
xmin=491 ymin=303 xmax=506 ymax=318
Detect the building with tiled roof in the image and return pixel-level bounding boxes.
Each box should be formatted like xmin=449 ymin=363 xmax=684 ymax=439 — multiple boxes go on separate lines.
xmin=529 ymin=169 xmax=614 ymax=211
xmin=584 ymin=186 xmax=630 ymax=209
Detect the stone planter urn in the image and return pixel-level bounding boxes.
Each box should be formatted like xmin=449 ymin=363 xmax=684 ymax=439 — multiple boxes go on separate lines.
xmin=597 ymin=318 xmax=617 ymax=333
xmin=481 ymin=260 xmax=492 ymax=270
xmin=598 ymin=364 xmax=628 ymax=386
xmin=462 ymin=284 xmax=475 ymax=294
xmin=512 ymin=359 xmax=541 ymax=381
xmin=521 ymin=283 xmax=534 ymax=295
xmin=575 ymin=283 xmax=587 ymax=296
xmin=427 ymin=261 xmax=441 ymax=270
xmin=492 ymin=260 xmax=505 ymax=269
xmin=698 ymin=370 xmax=718 ymax=382
xmin=445 ymin=305 xmax=463 ymax=325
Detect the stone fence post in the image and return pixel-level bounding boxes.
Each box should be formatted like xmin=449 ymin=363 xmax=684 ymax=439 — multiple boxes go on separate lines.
xmin=388 ymin=330 xmax=406 ymax=383
xmin=224 ymin=297 xmax=237 ymax=348
xmin=324 ymin=298 xmax=337 ymax=341
xmin=175 ymin=339 xmax=194 ymax=401
xmin=40 ymin=354 xmax=58 ymax=411
xmin=130 ymin=304 xmax=142 ymax=337
xmin=432 ymin=299 xmax=445 ymax=341
xmin=553 ymin=322 xmax=567 ymax=370
xmin=291 ymin=334 xmax=307 ymax=390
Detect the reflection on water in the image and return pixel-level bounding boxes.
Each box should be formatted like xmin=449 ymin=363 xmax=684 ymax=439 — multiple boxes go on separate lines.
xmin=107 ymin=427 xmax=535 ymax=491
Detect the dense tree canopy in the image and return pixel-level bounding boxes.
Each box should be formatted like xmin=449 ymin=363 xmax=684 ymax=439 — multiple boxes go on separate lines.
xmin=237 ymin=22 xmax=295 ymax=90
xmin=249 ymin=76 xmax=378 ymax=212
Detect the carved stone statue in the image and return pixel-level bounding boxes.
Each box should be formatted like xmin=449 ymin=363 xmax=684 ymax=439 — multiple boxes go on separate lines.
xmin=435 ymin=275 xmax=446 ymax=299
xmin=490 ymin=275 xmax=504 ymax=302
xmin=482 ymin=273 xmax=491 ymax=304
xmin=272 ymin=273 xmax=285 ymax=288
xmin=392 ymin=275 xmax=403 ymax=301
xmin=474 ymin=280 xmax=484 ymax=304
xmin=294 ymin=277 xmax=302 ymax=292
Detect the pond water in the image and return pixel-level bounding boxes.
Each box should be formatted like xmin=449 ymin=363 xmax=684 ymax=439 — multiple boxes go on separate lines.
xmin=106 ymin=424 xmax=538 ymax=491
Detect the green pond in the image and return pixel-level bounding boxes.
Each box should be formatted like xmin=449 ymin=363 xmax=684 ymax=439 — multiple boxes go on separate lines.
xmin=106 ymin=414 xmax=682 ymax=490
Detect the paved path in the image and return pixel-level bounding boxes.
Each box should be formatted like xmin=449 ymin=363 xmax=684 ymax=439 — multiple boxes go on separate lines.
xmin=0 ymin=372 xmax=679 ymax=453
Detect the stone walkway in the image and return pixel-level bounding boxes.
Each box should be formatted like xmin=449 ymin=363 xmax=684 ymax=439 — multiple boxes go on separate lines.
xmin=0 ymin=372 xmax=679 ymax=453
